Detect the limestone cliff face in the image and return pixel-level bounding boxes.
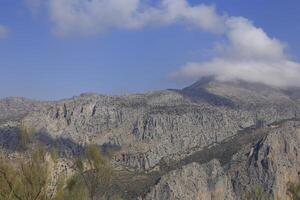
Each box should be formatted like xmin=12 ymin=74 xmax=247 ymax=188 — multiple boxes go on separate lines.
xmin=229 ymin=120 xmax=300 ymax=200
xmin=20 ymin=81 xmax=300 ymax=168
xmin=143 ymin=160 xmax=236 ymax=200
xmin=0 ymin=97 xmax=44 ymax=122
xmin=22 ymin=80 xmax=300 ymax=169
xmin=1 ymin=79 xmax=300 ymax=200
xmin=143 ymin=120 xmax=300 ymax=200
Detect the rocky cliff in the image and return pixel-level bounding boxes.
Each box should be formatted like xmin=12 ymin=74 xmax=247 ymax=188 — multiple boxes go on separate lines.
xmin=1 ymin=78 xmax=300 ymax=199
xmin=143 ymin=120 xmax=300 ymax=200
xmin=22 ymin=79 xmax=300 ymax=169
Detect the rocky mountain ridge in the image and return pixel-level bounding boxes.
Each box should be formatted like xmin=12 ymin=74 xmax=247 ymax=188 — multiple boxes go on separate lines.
xmin=143 ymin=119 xmax=300 ymax=200
xmin=1 ymin=78 xmax=300 ymax=199
xmin=20 ymin=79 xmax=300 ymax=169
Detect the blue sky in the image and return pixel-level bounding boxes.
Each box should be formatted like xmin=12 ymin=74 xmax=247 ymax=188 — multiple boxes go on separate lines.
xmin=1 ymin=0 xmax=300 ymax=100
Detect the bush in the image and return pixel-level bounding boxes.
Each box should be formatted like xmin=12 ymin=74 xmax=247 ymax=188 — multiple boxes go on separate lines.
xmin=287 ymin=182 xmax=300 ymax=200
xmin=66 ymin=144 xmax=114 ymax=200
xmin=0 ymin=144 xmax=117 ymax=200
xmin=18 ymin=122 xmax=35 ymax=150
xmin=242 ymin=185 xmax=269 ymax=200
xmin=0 ymin=145 xmax=51 ymax=200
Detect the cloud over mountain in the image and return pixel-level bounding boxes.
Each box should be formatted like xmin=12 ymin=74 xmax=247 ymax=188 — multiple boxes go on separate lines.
xmin=27 ymin=0 xmax=300 ymax=87
xmin=173 ymin=17 xmax=300 ymax=88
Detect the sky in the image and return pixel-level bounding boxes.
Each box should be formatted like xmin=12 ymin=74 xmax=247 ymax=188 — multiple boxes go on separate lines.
xmin=1 ymin=0 xmax=300 ymax=100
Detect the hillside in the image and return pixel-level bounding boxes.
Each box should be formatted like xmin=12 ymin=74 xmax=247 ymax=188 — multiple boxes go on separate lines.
xmin=1 ymin=78 xmax=300 ymax=199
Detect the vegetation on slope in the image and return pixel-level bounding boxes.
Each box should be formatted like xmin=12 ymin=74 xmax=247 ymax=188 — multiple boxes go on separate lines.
xmin=0 ymin=123 xmax=120 ymax=200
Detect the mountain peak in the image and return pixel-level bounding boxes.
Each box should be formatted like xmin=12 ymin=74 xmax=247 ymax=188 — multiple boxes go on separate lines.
xmin=184 ymin=76 xmax=283 ymax=93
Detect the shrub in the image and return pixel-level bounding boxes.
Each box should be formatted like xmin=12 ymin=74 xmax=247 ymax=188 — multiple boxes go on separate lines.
xmin=0 ymin=145 xmax=50 ymax=200
xmin=0 ymin=144 xmax=117 ymax=200
xmin=287 ymin=182 xmax=300 ymax=200
xmin=18 ymin=122 xmax=35 ymax=150
xmin=68 ymin=144 xmax=114 ymax=200
xmin=242 ymin=185 xmax=269 ymax=200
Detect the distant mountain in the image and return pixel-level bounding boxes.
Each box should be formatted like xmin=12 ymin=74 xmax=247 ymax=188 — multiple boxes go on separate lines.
xmin=0 ymin=97 xmax=44 ymax=122
xmin=1 ymin=78 xmax=300 ymax=199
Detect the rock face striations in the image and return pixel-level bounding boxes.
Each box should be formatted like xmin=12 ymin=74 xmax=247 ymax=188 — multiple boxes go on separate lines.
xmin=144 ymin=120 xmax=300 ymax=200
xmin=1 ymin=78 xmax=300 ymax=199
xmin=22 ymin=79 xmax=300 ymax=169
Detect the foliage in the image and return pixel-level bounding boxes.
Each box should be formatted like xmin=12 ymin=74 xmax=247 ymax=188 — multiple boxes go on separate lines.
xmin=0 ymin=144 xmax=117 ymax=200
xmin=287 ymin=182 xmax=300 ymax=200
xmin=242 ymin=185 xmax=269 ymax=200
xmin=18 ymin=122 xmax=35 ymax=150
xmin=57 ymin=175 xmax=89 ymax=200
xmin=66 ymin=144 xmax=114 ymax=200
xmin=0 ymin=146 xmax=51 ymax=200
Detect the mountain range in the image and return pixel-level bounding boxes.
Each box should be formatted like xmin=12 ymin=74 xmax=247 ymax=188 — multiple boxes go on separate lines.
xmin=1 ymin=78 xmax=300 ymax=199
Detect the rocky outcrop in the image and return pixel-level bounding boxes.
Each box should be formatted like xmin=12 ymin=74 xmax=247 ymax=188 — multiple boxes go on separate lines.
xmin=1 ymin=79 xmax=300 ymax=199
xmin=0 ymin=97 xmax=44 ymax=122
xmin=228 ymin=120 xmax=300 ymax=200
xmin=1 ymin=81 xmax=300 ymax=168
xmin=142 ymin=120 xmax=300 ymax=200
xmin=143 ymin=160 xmax=235 ymax=200
xmin=0 ymin=120 xmax=20 ymax=152
xmin=21 ymin=80 xmax=300 ymax=169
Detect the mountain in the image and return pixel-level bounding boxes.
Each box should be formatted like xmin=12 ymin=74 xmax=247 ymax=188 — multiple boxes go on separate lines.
xmin=1 ymin=78 xmax=300 ymax=199
xmin=0 ymin=97 xmax=44 ymax=122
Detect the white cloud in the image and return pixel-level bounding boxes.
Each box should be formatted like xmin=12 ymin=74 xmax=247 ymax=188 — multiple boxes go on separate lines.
xmin=172 ymin=16 xmax=300 ymax=88
xmin=224 ymin=17 xmax=286 ymax=61
xmin=46 ymin=0 xmax=225 ymax=36
xmin=26 ymin=0 xmax=300 ymax=87
xmin=173 ymin=59 xmax=300 ymax=88
xmin=155 ymin=0 xmax=226 ymax=33
xmin=0 ymin=25 xmax=9 ymax=39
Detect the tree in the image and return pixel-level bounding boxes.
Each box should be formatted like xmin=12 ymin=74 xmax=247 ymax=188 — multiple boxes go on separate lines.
xmin=69 ymin=144 xmax=114 ymax=200
xmin=0 ymin=144 xmax=117 ymax=200
xmin=0 ymin=146 xmax=51 ymax=200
